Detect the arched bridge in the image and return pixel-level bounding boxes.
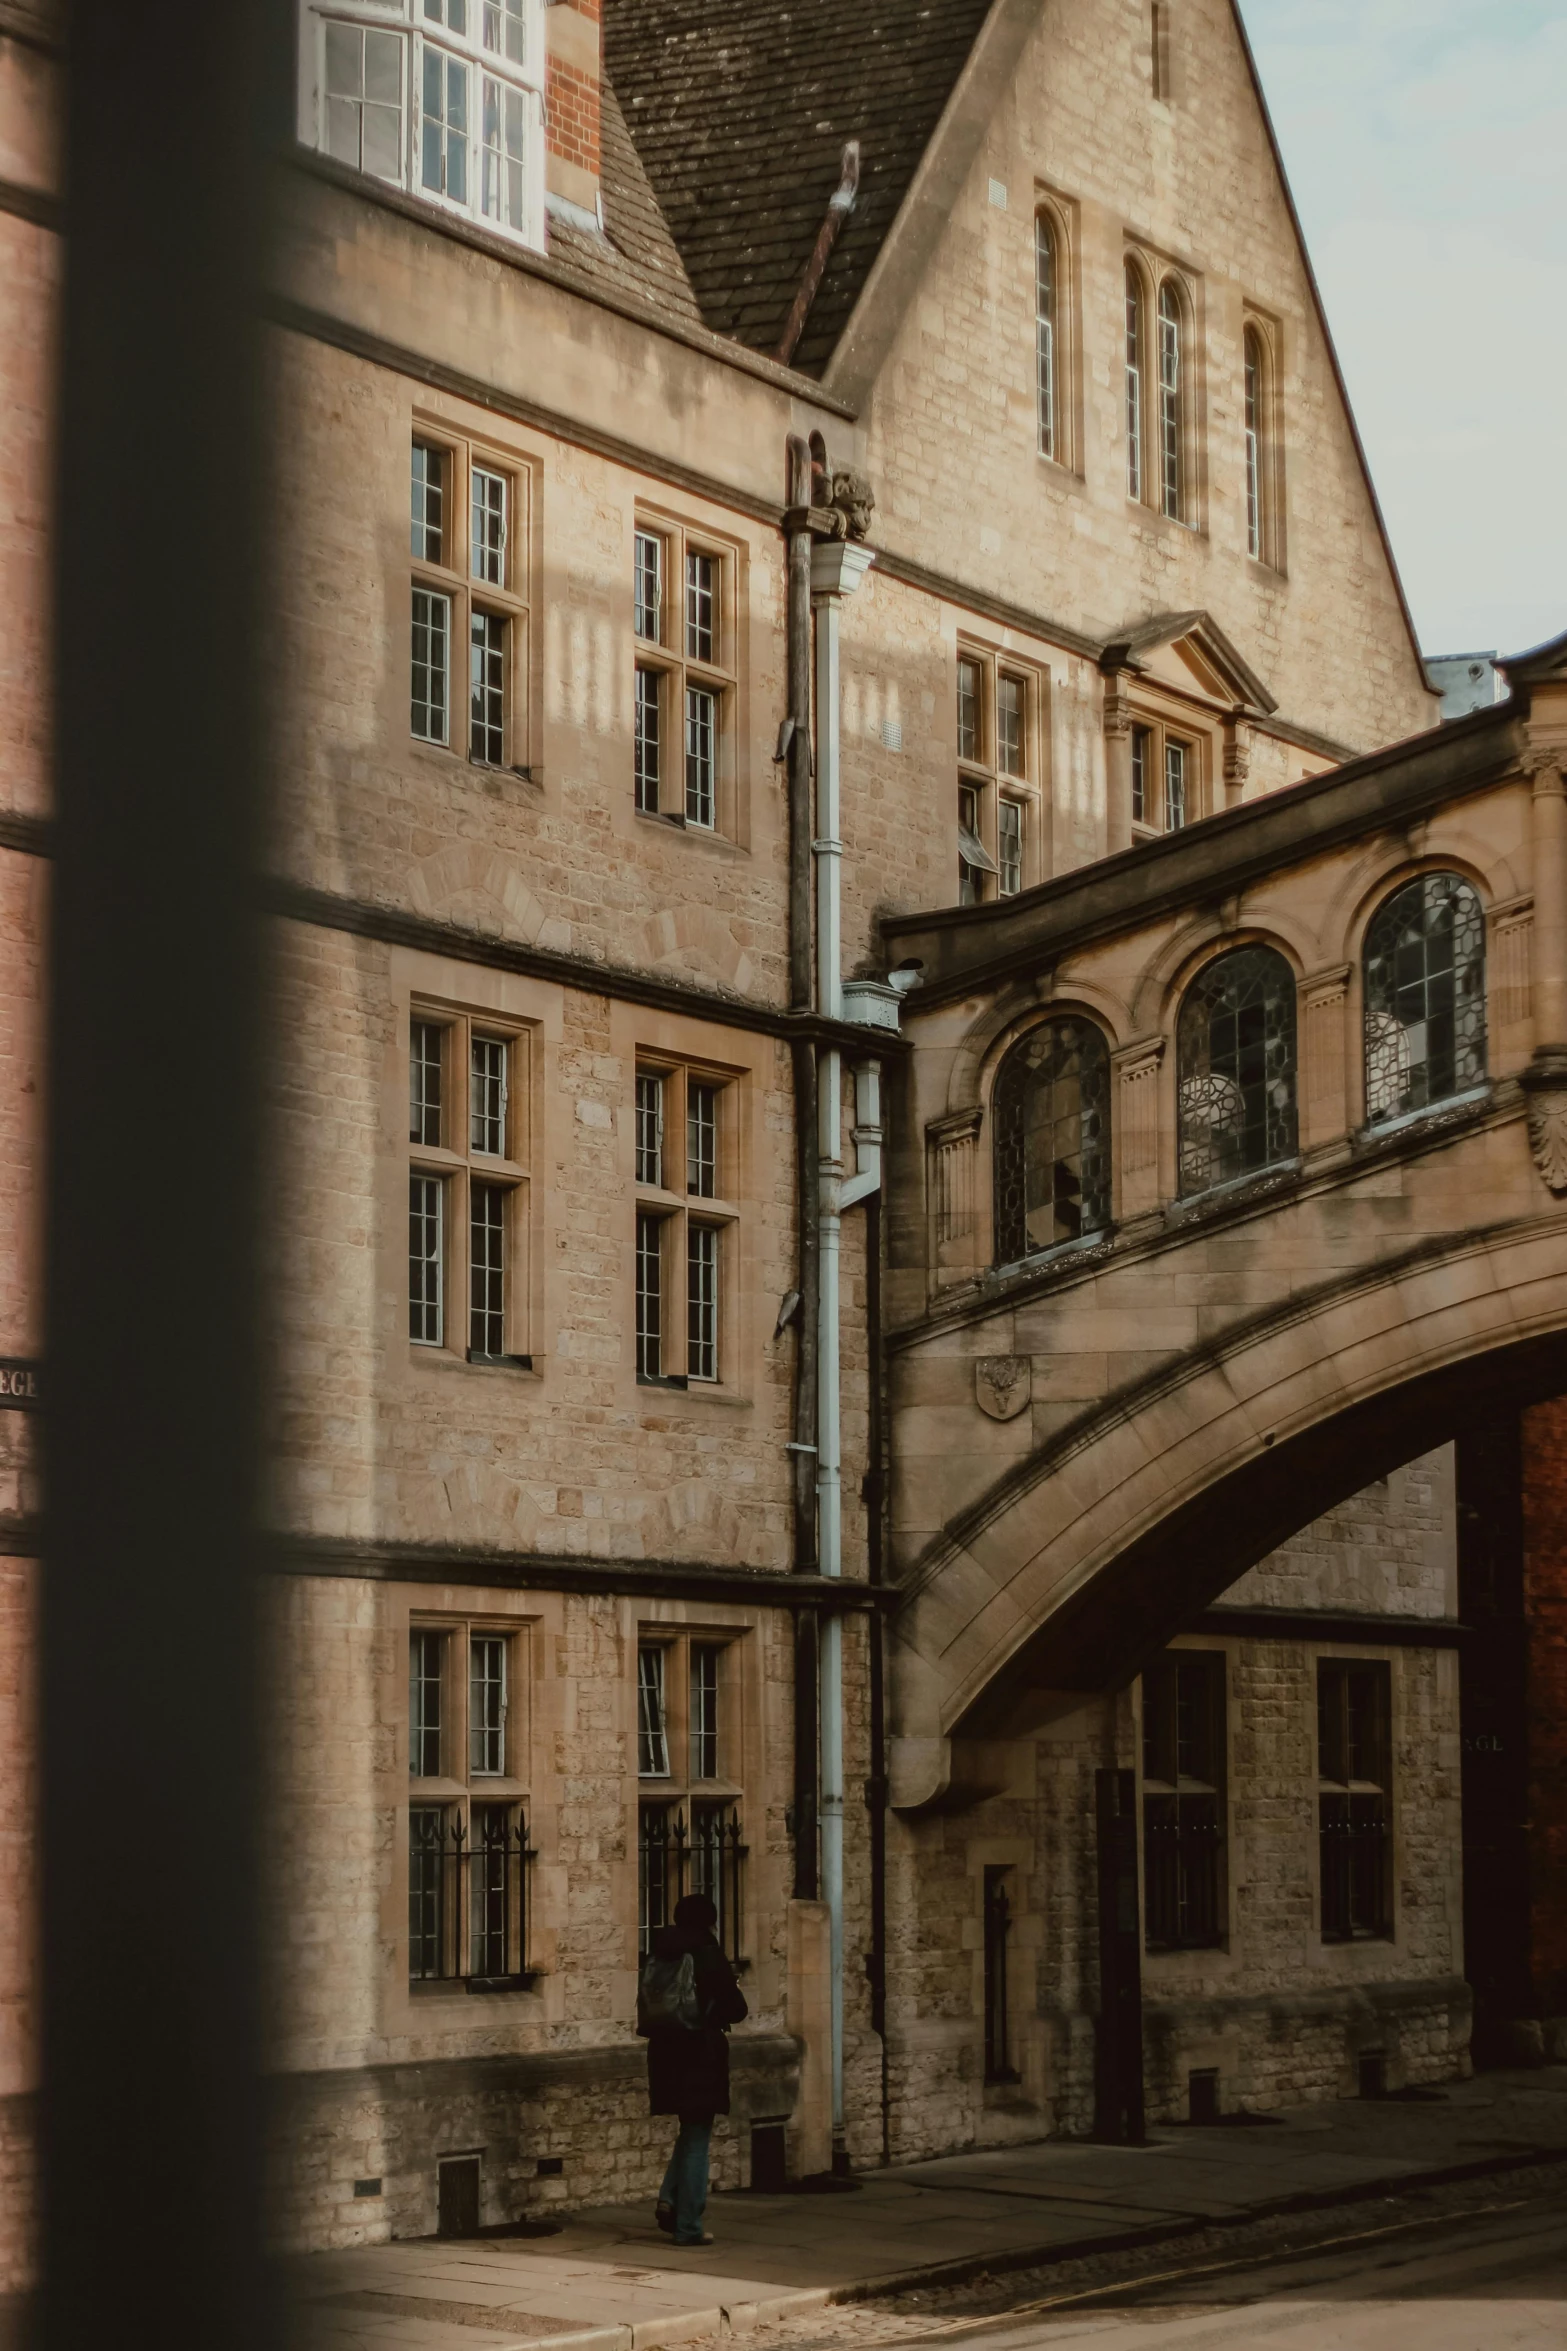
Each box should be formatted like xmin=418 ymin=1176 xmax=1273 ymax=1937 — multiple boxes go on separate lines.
xmin=880 ymin=632 xmax=1567 ymax=1811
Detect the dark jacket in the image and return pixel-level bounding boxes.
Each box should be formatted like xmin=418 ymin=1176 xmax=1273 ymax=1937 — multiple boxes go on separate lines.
xmin=643 ymin=1923 xmax=748 ymax=2119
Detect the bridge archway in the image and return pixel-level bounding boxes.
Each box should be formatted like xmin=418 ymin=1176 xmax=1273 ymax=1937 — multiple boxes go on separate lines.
xmin=890 ymin=1207 xmax=1567 ymax=1810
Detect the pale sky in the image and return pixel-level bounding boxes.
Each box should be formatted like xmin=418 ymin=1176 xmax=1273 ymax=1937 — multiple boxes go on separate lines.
xmin=1237 ymin=0 xmax=1567 ymax=661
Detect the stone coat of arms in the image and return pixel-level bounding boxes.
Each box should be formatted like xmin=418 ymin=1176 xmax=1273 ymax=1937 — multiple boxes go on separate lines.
xmin=975 ymin=1356 xmax=1032 ymax=1422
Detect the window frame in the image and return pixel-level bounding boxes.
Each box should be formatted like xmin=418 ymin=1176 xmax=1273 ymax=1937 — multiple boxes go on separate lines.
xmin=633 ymin=1057 xmax=740 ymax=1389
xmin=297 ymin=0 xmax=547 ymax=255
xmin=1140 ymin=1648 xmax=1227 ymax=1954
xmin=955 ymin=642 xmax=1045 ymax=904
xmin=408 ymin=1002 xmax=533 ymax=1365
xmin=636 ymin=1630 xmax=747 ymax=1964
xmin=1316 ymin=1658 xmax=1394 ymax=1944
xmin=407 ymin=1614 xmax=535 ymax=1990
xmin=409 ymin=425 xmax=531 ymax=773
xmin=1362 ymin=871 xmax=1488 ymax=1130
xmin=1176 ymin=943 xmax=1300 ymax=1198
xmin=1031 ymin=204 xmax=1077 ymax=470
xmin=1242 ymin=314 xmax=1283 ymax=570
xmin=1128 ymin=707 xmax=1205 ymax=839
xmin=1124 ymin=251 xmax=1200 ymax=527
xmin=631 ymin=514 xmax=739 ymax=838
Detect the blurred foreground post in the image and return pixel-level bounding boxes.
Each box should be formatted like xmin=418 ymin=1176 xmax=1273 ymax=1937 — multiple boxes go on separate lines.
xmin=42 ymin=2 xmax=281 ymax=2345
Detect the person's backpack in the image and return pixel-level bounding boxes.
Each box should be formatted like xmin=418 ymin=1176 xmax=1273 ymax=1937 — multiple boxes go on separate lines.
xmin=637 ymin=1947 xmax=702 ymax=2035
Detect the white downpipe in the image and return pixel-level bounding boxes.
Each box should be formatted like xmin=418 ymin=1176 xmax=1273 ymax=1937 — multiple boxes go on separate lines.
xmin=811 ymin=541 xmax=873 ymax=2150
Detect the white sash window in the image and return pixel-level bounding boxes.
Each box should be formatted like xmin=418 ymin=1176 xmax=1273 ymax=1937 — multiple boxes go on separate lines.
xmin=299 ymin=0 xmax=545 ymax=253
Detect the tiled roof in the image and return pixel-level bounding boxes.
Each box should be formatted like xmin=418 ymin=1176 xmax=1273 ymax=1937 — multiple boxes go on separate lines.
xmin=548 ymin=70 xmax=705 ymax=328
xmin=601 ymin=0 xmax=994 ymax=376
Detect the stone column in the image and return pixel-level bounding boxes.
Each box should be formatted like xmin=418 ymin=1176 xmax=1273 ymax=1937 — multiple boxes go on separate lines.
xmin=928 ymin=1107 xmax=983 ymax=1286
xmin=1103 ymin=671 xmax=1133 ymax=856
xmin=1300 ymin=964 xmax=1351 ymax=1150
xmin=1113 ymin=1038 xmax=1165 ymax=1221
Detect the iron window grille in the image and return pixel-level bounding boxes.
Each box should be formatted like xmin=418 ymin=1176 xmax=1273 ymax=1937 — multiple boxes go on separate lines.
xmin=302 ymin=0 xmax=546 ymax=252
xmin=992 ymin=1017 xmax=1111 ymax=1264
xmin=1142 ymin=1650 xmax=1226 ymax=1951
xmin=1177 ymin=946 xmax=1298 ymax=1195
xmin=1363 ymin=873 xmax=1486 ymax=1126
xmin=1318 ymin=1660 xmax=1392 ymax=1942
xmin=638 ymin=1803 xmax=747 ymax=1966
xmin=983 ymin=1867 xmax=1019 ymax=2082
xmin=408 ymin=1006 xmax=531 ymax=1361
xmin=408 ymin=1805 xmax=535 ymax=1987
xmin=630 ymin=520 xmax=734 ymax=830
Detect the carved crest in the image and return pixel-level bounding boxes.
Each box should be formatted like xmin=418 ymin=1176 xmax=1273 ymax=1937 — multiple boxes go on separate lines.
xmin=975 ymin=1356 xmax=1032 ymax=1423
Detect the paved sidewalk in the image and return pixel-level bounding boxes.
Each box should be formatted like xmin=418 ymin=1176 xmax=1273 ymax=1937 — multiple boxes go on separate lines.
xmin=289 ymin=2068 xmax=1567 ymax=2350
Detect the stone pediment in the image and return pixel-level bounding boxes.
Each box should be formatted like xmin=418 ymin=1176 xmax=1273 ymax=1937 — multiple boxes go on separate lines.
xmin=1100 ymin=610 xmax=1278 ymax=717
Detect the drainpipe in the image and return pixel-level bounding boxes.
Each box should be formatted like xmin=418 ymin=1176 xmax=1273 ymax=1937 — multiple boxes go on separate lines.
xmin=785 ymin=439 xmax=819 ymax=1598
xmin=812 ymin=535 xmax=876 ymax=2158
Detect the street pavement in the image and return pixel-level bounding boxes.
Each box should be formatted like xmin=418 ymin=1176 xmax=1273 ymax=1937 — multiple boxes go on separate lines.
xmin=288 ymin=2068 xmax=1567 ymax=2349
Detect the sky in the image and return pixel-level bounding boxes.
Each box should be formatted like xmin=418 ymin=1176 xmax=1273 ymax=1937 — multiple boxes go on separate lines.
xmin=1237 ymin=0 xmax=1567 ymax=660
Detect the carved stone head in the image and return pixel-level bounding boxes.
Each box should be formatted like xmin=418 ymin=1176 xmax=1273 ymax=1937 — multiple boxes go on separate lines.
xmin=828 ymin=468 xmax=876 ymax=542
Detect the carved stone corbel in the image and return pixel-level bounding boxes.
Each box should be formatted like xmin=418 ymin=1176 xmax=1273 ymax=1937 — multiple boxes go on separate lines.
xmin=1522 ymin=1049 xmax=1567 ymax=1194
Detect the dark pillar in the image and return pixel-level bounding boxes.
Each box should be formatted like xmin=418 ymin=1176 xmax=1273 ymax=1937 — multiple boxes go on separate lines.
xmin=1456 ymin=1414 xmax=1531 ymax=2058
xmin=43 ymin=1 xmax=281 ymax=2345
xmin=1521 ymin=1400 xmax=1567 ymax=2029
xmin=1093 ymin=1766 xmax=1145 ymax=2142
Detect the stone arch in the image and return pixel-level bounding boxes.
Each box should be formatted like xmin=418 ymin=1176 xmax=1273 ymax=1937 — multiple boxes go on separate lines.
xmin=635 ymin=906 xmax=755 ymax=996
xmin=949 ymin=976 xmax=1129 ymax=1123
xmin=890 ymin=1200 xmax=1567 ymax=1811
xmin=408 ymin=842 xmax=555 ymax=946
xmin=1130 ymin=908 xmax=1316 ymax=1036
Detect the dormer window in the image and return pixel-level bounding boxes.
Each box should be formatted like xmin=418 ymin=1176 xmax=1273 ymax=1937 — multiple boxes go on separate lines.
xmin=298 ymin=0 xmax=546 ymax=253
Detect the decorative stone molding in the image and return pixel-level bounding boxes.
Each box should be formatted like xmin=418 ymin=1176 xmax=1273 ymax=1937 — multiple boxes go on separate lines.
xmin=1495 ymin=903 xmax=1534 ymax=1031
xmin=1523 ymin=1049 xmax=1567 ymax=1194
xmin=1102 ymin=672 xmax=1131 ymax=740
xmin=1112 ymin=1037 xmax=1164 ymax=1219
xmin=928 ymin=1106 xmax=983 ymax=1280
xmin=825 ymin=468 xmax=875 ymax=543
xmin=1301 ymin=964 xmax=1350 ymax=1148
xmin=1223 ymin=717 xmax=1252 ymax=794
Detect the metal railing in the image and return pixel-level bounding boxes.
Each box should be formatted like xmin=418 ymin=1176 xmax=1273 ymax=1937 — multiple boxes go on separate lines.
xmin=1319 ymin=1794 xmax=1390 ymax=1940
xmin=638 ymin=1803 xmax=747 ymax=1965
xmin=409 ymin=1805 xmax=536 ymax=1988
xmin=1143 ymin=1792 xmax=1223 ymax=1949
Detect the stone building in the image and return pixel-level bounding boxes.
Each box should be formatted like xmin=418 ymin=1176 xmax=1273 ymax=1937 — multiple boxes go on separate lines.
xmin=4 ymin=0 xmax=1565 ymax=2275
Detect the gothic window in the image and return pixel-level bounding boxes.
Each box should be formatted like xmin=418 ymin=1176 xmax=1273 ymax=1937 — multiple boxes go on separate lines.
xmin=1177 ymin=947 xmax=1297 ymax=1195
xmin=1243 ymin=324 xmax=1266 ymax=562
xmin=1157 ymin=279 xmax=1185 ymax=521
xmin=1364 ymin=874 xmax=1486 ymax=1126
xmin=993 ymin=1018 xmax=1111 ymax=1265
xmin=1035 ymin=214 xmax=1058 ymax=461
xmin=1125 ymin=263 xmax=1145 ymax=503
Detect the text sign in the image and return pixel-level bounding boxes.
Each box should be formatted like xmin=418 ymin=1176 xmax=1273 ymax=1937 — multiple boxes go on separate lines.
xmin=0 ymin=1360 xmax=40 ymax=1410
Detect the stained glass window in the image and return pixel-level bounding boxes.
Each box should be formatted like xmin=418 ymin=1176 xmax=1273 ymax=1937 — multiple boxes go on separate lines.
xmin=1364 ymin=874 xmax=1486 ymax=1125
xmin=993 ymin=1018 xmax=1111 ymax=1264
xmin=1178 ymin=947 xmax=1297 ymax=1195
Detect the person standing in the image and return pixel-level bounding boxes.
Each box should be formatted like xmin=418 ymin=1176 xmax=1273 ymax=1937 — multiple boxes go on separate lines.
xmin=639 ymin=1892 xmax=748 ymax=2246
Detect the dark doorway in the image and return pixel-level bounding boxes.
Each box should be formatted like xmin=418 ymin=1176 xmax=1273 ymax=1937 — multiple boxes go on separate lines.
xmin=438 ymin=2155 xmax=482 ymax=2238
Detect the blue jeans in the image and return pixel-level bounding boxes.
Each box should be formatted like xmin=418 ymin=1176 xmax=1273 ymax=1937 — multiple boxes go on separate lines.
xmin=659 ymin=2117 xmax=713 ymax=2244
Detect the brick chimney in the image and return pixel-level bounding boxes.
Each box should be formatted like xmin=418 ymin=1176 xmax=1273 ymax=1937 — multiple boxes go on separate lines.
xmin=545 ymin=0 xmax=602 ymax=234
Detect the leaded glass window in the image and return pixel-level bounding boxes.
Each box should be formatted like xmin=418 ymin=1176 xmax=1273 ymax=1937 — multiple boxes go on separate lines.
xmin=1364 ymin=874 xmax=1486 ymax=1126
xmin=993 ymin=1018 xmax=1111 ymax=1264
xmin=1035 ymin=215 xmax=1057 ymax=461
xmin=1125 ymin=265 xmax=1144 ymax=503
xmin=1178 ymin=947 xmax=1297 ymax=1195
xmin=1158 ymin=279 xmax=1183 ymax=521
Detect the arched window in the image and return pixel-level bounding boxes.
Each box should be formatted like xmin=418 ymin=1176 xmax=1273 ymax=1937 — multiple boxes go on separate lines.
xmin=1125 ymin=264 xmax=1145 ymax=503
xmin=1178 ymin=947 xmax=1297 ymax=1195
xmin=1364 ymin=874 xmax=1486 ymax=1125
xmin=1157 ymin=279 xmax=1184 ymax=520
xmin=1036 ymin=214 xmax=1058 ymax=461
xmin=993 ymin=1019 xmax=1111 ymax=1264
xmin=1243 ymin=325 xmax=1266 ymax=561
